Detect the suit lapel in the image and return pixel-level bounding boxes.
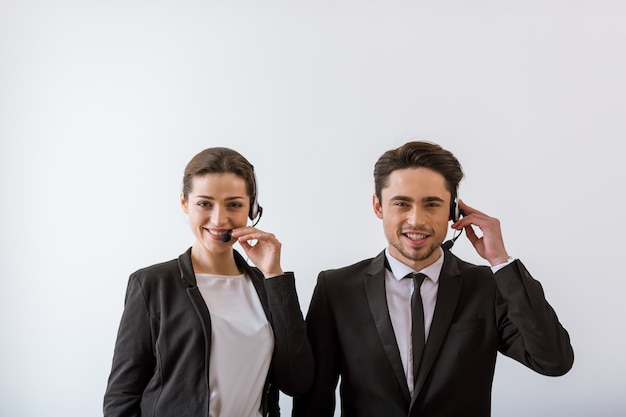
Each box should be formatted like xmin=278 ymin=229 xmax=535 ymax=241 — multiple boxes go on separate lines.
xmin=364 ymin=251 xmax=412 ymax=403
xmin=410 ymin=252 xmax=462 ymax=408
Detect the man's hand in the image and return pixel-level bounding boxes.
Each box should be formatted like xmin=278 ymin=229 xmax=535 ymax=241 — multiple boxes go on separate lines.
xmin=452 ymin=200 xmax=510 ymax=266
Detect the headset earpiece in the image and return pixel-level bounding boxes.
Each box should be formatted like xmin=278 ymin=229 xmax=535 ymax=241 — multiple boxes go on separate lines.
xmin=450 ymin=196 xmax=459 ymax=222
xmin=450 ymin=187 xmax=464 ymax=222
xmin=249 ymin=198 xmax=262 ymax=222
xmin=443 ymin=189 xmax=463 ymax=250
xmin=249 ymin=171 xmax=263 ymax=225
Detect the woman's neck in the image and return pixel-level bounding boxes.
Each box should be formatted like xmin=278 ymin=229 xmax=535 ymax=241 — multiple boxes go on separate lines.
xmin=190 ymin=244 xmax=241 ymax=275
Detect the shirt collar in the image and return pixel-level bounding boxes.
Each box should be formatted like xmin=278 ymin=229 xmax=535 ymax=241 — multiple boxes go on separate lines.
xmin=384 ymin=247 xmax=444 ymax=284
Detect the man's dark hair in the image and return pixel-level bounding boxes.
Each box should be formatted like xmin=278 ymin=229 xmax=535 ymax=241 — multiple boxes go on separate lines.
xmin=374 ymin=141 xmax=464 ymax=204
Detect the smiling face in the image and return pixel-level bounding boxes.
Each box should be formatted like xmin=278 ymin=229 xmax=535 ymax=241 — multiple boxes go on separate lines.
xmin=181 ymin=173 xmax=251 ymax=255
xmin=373 ymin=167 xmax=451 ymax=270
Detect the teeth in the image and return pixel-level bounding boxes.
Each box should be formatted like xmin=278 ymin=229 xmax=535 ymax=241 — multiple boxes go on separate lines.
xmin=207 ymin=229 xmax=223 ymax=236
xmin=406 ymin=233 xmax=427 ymax=240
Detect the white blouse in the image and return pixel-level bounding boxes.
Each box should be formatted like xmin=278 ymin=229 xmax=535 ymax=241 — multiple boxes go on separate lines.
xmin=196 ymin=272 xmax=274 ymax=417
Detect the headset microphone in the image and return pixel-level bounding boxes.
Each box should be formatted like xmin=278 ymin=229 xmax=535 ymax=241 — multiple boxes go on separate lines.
xmin=220 ymin=231 xmax=232 ymax=242
xmin=442 ymin=232 xmax=461 ymax=251
xmin=443 ymin=193 xmax=464 ymax=251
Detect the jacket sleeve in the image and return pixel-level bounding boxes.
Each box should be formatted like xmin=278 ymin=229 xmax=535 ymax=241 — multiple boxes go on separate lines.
xmin=495 ymin=260 xmax=574 ymax=376
xmin=292 ymin=272 xmax=341 ymax=417
xmin=103 ymin=275 xmax=156 ymax=417
xmin=263 ymin=272 xmax=314 ymax=398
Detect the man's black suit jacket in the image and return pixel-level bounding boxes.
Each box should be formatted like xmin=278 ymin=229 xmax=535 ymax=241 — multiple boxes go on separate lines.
xmin=293 ymin=250 xmax=573 ymax=417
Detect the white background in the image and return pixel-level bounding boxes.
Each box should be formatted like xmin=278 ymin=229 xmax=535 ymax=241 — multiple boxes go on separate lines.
xmin=1 ymin=1 xmax=625 ymax=416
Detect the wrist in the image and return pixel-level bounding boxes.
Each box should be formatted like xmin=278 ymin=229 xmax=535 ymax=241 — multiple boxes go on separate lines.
xmin=263 ymin=269 xmax=284 ymax=279
xmin=489 ymin=254 xmax=511 ymax=267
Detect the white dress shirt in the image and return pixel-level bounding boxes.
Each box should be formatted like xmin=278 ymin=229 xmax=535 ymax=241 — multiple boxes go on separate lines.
xmin=384 ymin=248 xmax=514 ymax=395
xmin=196 ymin=272 xmax=274 ymax=417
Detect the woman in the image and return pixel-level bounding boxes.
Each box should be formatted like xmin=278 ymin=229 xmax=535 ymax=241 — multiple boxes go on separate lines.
xmin=104 ymin=147 xmax=313 ymax=417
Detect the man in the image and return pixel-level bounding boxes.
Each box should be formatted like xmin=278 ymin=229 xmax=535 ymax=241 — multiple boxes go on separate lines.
xmin=293 ymin=141 xmax=573 ymax=417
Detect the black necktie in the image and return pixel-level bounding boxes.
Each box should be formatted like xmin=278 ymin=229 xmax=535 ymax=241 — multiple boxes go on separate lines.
xmin=410 ymin=272 xmax=427 ymax=381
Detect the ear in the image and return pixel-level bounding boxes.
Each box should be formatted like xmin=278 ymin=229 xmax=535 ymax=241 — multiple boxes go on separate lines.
xmin=373 ymin=194 xmax=383 ymax=219
xmin=180 ymin=192 xmax=189 ymax=214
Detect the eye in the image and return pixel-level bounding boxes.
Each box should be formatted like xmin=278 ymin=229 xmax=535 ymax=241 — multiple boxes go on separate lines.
xmin=197 ymin=201 xmax=211 ymax=208
xmin=227 ymin=202 xmax=244 ymax=209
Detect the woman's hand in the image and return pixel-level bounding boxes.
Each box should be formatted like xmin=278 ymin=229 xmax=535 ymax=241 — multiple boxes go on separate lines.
xmin=231 ymin=226 xmax=284 ymax=278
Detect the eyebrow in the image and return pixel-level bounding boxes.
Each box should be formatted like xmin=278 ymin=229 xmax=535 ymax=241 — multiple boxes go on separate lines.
xmin=390 ymin=195 xmax=446 ymax=203
xmin=193 ymin=195 xmax=246 ymax=201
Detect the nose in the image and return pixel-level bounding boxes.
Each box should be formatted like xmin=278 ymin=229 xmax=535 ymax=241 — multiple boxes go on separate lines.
xmin=211 ymin=204 xmax=229 ymax=226
xmin=408 ymin=206 xmax=428 ymax=228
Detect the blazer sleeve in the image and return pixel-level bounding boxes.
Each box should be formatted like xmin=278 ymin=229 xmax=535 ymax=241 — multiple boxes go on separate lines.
xmin=495 ymin=259 xmax=574 ymax=376
xmin=292 ymin=271 xmax=341 ymax=417
xmin=264 ymin=272 xmax=314 ymax=397
xmin=103 ymin=275 xmax=156 ymax=417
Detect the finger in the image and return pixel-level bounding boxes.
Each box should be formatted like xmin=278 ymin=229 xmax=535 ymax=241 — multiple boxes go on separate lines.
xmin=458 ymin=200 xmax=489 ymax=217
xmin=241 ymin=233 xmax=279 ymax=247
xmin=452 ymin=214 xmax=483 ymax=230
xmin=236 ymin=231 xmax=261 ymax=242
xmin=464 ymin=224 xmax=481 ymax=246
xmin=230 ymin=226 xmax=260 ymax=238
xmin=238 ymin=239 xmax=252 ymax=251
xmin=454 ymin=210 xmax=494 ymax=231
xmin=234 ymin=226 xmax=277 ymax=239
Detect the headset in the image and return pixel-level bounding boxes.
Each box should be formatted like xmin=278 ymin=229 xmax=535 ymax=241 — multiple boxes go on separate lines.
xmin=443 ymin=188 xmax=464 ymax=250
xmin=248 ymin=170 xmax=263 ymax=225
xmin=450 ymin=191 xmax=462 ymax=223
xmin=220 ymin=170 xmax=263 ymax=242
